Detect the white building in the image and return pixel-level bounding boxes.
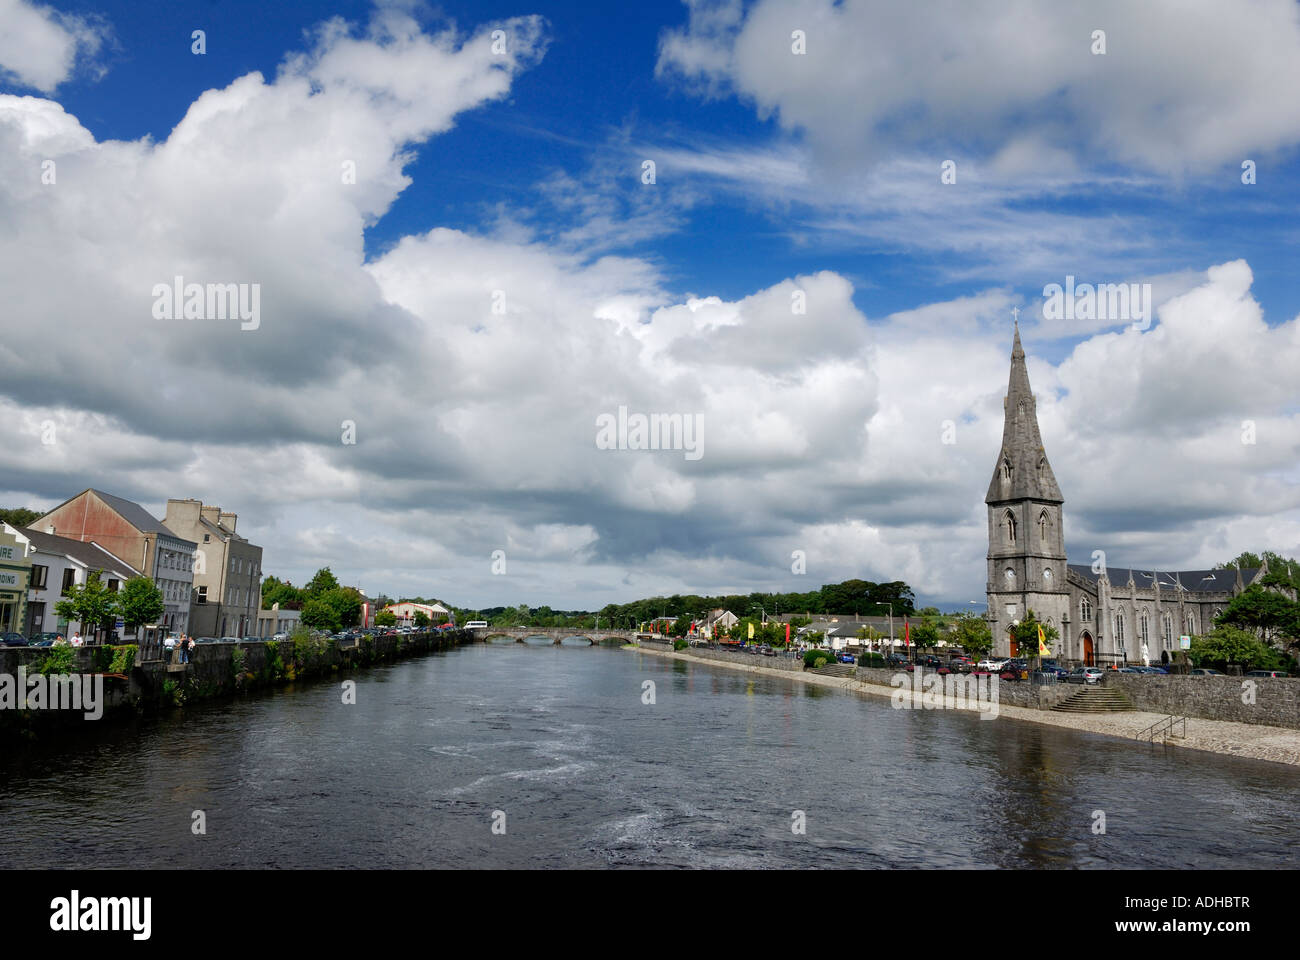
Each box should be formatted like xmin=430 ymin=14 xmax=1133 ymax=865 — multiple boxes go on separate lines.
xmin=3 ymin=523 xmax=142 ymax=640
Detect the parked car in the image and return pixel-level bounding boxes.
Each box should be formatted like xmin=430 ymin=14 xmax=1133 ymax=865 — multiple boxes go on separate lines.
xmin=1039 ymin=662 xmax=1070 ymax=679
xmin=194 ymin=637 xmax=222 ymax=645
xmin=977 ymin=658 xmax=1007 ymax=672
xmin=1068 ymin=666 xmax=1105 ymax=684
xmin=1 ymin=632 xmax=28 ymax=646
xmin=838 ymin=653 xmax=855 ymax=664
xmin=28 ymin=632 xmax=63 ymax=647
xmin=1245 ymin=669 xmax=1289 ymax=678
xmin=884 ymin=653 xmax=908 ymax=667
xmin=1190 ymin=668 xmax=1225 ymax=676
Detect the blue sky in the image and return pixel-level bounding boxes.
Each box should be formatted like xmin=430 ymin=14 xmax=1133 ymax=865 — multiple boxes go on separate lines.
xmin=2 ymin=0 xmax=1299 ymax=613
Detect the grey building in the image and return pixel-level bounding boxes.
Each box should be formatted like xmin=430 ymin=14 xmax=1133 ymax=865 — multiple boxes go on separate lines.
xmin=163 ymin=499 xmax=263 ymax=638
xmin=985 ymin=325 xmax=1264 ymax=664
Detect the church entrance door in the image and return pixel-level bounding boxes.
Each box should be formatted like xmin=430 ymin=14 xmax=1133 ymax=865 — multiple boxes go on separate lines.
xmin=1082 ymin=633 xmax=1094 ymax=666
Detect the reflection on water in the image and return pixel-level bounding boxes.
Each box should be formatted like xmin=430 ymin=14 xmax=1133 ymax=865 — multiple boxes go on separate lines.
xmin=1 ymin=644 xmax=1296 ymax=869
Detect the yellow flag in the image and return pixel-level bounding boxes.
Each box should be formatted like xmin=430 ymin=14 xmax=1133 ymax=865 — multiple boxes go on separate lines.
xmin=1037 ymin=624 xmax=1050 ymax=656
xmin=747 ymin=622 xmax=755 ymax=640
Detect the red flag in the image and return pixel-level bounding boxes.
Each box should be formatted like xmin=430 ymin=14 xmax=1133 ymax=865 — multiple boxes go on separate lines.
xmin=785 ymin=623 xmax=791 ymax=644
xmin=904 ymin=619 xmax=910 ymax=647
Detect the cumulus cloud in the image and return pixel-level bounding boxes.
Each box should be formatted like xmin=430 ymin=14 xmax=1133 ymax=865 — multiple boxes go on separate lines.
xmin=0 ymin=0 xmax=107 ymax=93
xmin=657 ymin=0 xmax=1300 ymax=176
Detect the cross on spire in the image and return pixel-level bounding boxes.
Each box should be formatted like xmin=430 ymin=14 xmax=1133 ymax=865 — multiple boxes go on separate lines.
xmin=1011 ymin=305 xmax=1020 ymax=325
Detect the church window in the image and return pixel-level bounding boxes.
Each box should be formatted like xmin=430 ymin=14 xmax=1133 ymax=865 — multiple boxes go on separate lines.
xmin=1114 ymin=611 xmax=1125 ymax=643
xmin=1186 ymin=613 xmax=1196 ymax=635
xmin=1004 ymin=567 xmax=1016 ymax=586
xmin=1139 ymin=611 xmax=1149 ymax=644
xmin=1004 ymin=510 xmax=1017 ymax=545
xmin=1037 ymin=457 xmax=1046 ymax=483
xmin=1002 ymin=457 xmax=1013 ymax=482
xmin=1038 ymin=510 xmax=1049 ymax=541
xmin=1162 ymin=613 xmax=1173 ymax=646
xmin=1081 ymin=598 xmax=1092 ymax=621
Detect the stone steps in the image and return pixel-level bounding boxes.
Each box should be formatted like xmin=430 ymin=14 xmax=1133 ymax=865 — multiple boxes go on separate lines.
xmin=1052 ymin=685 xmax=1135 ymax=713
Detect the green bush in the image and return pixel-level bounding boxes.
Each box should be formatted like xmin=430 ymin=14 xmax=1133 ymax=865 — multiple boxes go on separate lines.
xmin=857 ymin=653 xmax=887 ymax=668
xmin=108 ymin=644 xmax=138 ymax=674
xmin=38 ymin=644 xmax=77 ymax=675
xmin=802 ymin=649 xmax=835 ymax=669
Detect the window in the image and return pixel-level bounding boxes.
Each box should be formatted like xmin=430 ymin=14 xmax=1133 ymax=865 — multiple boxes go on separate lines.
xmin=1140 ymin=611 xmax=1149 ymax=644
xmin=61 ymin=568 xmax=77 ymax=594
xmin=197 ymin=586 xmax=207 ymax=604
xmin=204 ymin=533 xmax=210 ymax=542
xmin=1038 ymin=510 xmax=1049 ymax=541
xmin=1004 ymin=566 xmax=1016 ymax=585
xmin=1186 ymin=613 xmax=1196 ymax=634
xmin=1004 ymin=510 xmax=1017 ymax=545
xmin=1114 ymin=611 xmax=1125 ymax=643
xmin=107 ymin=579 xmax=119 ymax=592
xmin=1001 ymin=457 xmax=1013 ymax=481
xmin=30 ymin=565 xmax=48 ymax=589
xmin=1036 ymin=457 xmax=1046 ymax=483
xmin=1162 ymin=613 xmax=1173 ymax=646
xmin=1081 ymin=598 xmax=1092 ymax=622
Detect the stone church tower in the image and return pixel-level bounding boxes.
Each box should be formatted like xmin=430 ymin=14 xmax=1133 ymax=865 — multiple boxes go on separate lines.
xmin=986 ymin=324 xmax=1071 ymax=657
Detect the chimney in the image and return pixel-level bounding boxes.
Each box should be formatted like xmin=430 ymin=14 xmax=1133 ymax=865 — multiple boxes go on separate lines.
xmin=46 ymin=524 xmax=55 ymax=534
xmin=200 ymin=505 xmax=220 ymax=526
xmin=218 ymin=512 xmax=237 ymax=533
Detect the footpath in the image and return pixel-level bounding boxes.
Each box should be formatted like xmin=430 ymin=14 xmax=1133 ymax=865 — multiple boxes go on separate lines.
xmin=625 ymin=645 xmax=1300 ymax=767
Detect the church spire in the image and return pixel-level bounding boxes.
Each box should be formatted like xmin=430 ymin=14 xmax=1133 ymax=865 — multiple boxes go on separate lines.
xmin=987 ymin=323 xmax=1063 ymax=504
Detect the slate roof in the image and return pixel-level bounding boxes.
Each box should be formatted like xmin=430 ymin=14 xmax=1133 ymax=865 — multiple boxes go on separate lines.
xmin=87 ymin=488 xmax=174 ymax=536
xmin=1067 ymin=563 xmax=1260 ymax=592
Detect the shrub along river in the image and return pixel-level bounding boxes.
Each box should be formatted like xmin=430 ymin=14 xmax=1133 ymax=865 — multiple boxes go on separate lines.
xmin=1 ymin=641 xmax=1297 ymax=868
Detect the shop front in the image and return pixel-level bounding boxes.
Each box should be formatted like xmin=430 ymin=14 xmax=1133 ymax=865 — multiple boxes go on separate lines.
xmin=0 ymin=528 xmax=32 ymax=635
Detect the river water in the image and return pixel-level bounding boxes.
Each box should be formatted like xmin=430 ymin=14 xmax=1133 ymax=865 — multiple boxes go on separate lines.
xmin=2 ymin=641 xmax=1297 ymax=868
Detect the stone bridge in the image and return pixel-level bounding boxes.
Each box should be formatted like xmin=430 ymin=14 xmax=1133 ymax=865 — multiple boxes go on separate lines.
xmin=468 ymin=626 xmax=640 ymax=646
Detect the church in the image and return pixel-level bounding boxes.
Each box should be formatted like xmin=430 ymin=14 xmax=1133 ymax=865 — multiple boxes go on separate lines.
xmin=984 ymin=325 xmax=1266 ymax=665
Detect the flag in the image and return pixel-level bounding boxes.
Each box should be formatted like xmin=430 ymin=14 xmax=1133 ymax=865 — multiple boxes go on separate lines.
xmin=904 ymin=619 xmax=910 ymax=647
xmin=1037 ymin=623 xmax=1050 ymax=656
xmin=785 ymin=623 xmax=791 ymax=644
xmin=748 ymin=622 xmax=755 ymax=640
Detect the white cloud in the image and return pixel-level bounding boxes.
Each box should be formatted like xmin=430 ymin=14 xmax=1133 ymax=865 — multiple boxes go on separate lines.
xmin=0 ymin=0 xmax=107 ymax=93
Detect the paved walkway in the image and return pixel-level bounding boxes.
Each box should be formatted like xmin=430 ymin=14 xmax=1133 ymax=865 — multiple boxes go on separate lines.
xmin=625 ymin=645 xmax=1300 ymax=766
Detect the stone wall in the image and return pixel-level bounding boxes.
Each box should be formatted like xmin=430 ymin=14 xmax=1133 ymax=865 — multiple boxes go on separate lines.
xmin=1104 ymin=674 xmax=1300 ymax=729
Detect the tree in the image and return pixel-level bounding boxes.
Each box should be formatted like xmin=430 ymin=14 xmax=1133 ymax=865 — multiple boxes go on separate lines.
xmin=911 ymin=616 xmax=944 ymax=653
xmin=322 ymin=587 xmax=363 ymax=628
xmin=951 ymin=612 xmax=993 ymax=657
xmin=301 ymin=596 xmax=341 ymax=632
xmin=54 ymin=571 xmax=118 ymax=640
xmin=261 ymin=575 xmax=304 ymax=610
xmin=117 ymin=577 xmax=165 ymax=636
xmin=304 ymin=567 xmax=340 ymax=597
xmin=413 ymin=611 xmax=431 ymax=628
xmin=375 ymin=610 xmax=397 ymax=626
xmin=1189 ymin=626 xmax=1282 ymax=672
xmin=1216 ymin=585 xmax=1300 ymax=649
xmin=1008 ymin=609 xmax=1059 ymax=665
xmin=0 ymin=507 xmax=41 ymax=528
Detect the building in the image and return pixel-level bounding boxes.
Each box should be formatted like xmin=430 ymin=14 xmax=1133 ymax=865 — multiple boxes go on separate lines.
xmin=985 ymin=325 xmax=1265 ymax=664
xmin=256 ymin=602 xmax=301 ymax=638
xmin=34 ymin=489 xmax=197 ymax=634
xmin=700 ymin=608 xmax=738 ymax=638
xmin=3 ymin=524 xmax=141 ymax=638
xmin=163 ymin=499 xmax=263 ymax=638
xmin=0 ymin=526 xmax=31 ymax=636
xmin=384 ymin=601 xmax=451 ymax=626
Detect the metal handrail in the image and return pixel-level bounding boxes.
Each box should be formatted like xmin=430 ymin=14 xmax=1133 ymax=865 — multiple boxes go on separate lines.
xmin=1137 ymin=714 xmax=1187 ymax=742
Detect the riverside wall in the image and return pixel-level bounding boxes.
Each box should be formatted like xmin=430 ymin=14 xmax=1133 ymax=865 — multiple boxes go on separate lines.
xmin=0 ymin=630 xmax=472 ymax=738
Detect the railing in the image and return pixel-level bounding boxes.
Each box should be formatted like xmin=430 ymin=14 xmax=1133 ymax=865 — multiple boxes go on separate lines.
xmin=1137 ymin=715 xmax=1187 ymax=742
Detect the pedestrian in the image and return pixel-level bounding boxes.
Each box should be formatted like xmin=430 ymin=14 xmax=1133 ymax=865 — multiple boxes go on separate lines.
xmin=186 ymin=635 xmax=195 ymax=663
xmin=71 ymin=631 xmax=83 ymax=647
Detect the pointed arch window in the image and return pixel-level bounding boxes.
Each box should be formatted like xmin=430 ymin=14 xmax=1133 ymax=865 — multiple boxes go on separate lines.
xmin=1186 ymin=613 xmax=1197 ymax=635
xmin=1162 ymin=613 xmax=1173 ymax=646
xmin=1139 ymin=611 xmax=1149 ymax=644
xmin=1038 ymin=509 xmax=1049 ymax=541
xmin=1081 ymin=598 xmax=1092 ymax=622
xmin=1001 ymin=457 xmax=1013 ymax=482
xmin=1114 ymin=610 xmax=1125 ymax=643
xmin=1037 ymin=457 xmax=1046 ymax=483
xmin=1004 ymin=510 xmax=1017 ymax=545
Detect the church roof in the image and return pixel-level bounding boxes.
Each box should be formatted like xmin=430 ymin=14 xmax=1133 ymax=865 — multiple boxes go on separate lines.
xmin=986 ymin=325 xmax=1063 ymax=505
xmin=1067 ymin=564 xmax=1261 ymax=592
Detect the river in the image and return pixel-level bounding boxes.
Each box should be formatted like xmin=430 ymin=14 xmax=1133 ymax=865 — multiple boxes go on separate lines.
xmin=2 ymin=641 xmax=1297 ymax=868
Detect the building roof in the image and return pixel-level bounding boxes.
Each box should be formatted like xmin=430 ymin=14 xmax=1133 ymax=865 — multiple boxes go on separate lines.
xmin=1067 ymin=563 xmax=1260 ymax=593
xmin=19 ymin=527 xmax=143 ymax=579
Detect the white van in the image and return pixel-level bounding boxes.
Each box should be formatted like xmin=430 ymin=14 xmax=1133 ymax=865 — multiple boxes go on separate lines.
xmin=465 ymin=621 xmax=488 ymax=629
